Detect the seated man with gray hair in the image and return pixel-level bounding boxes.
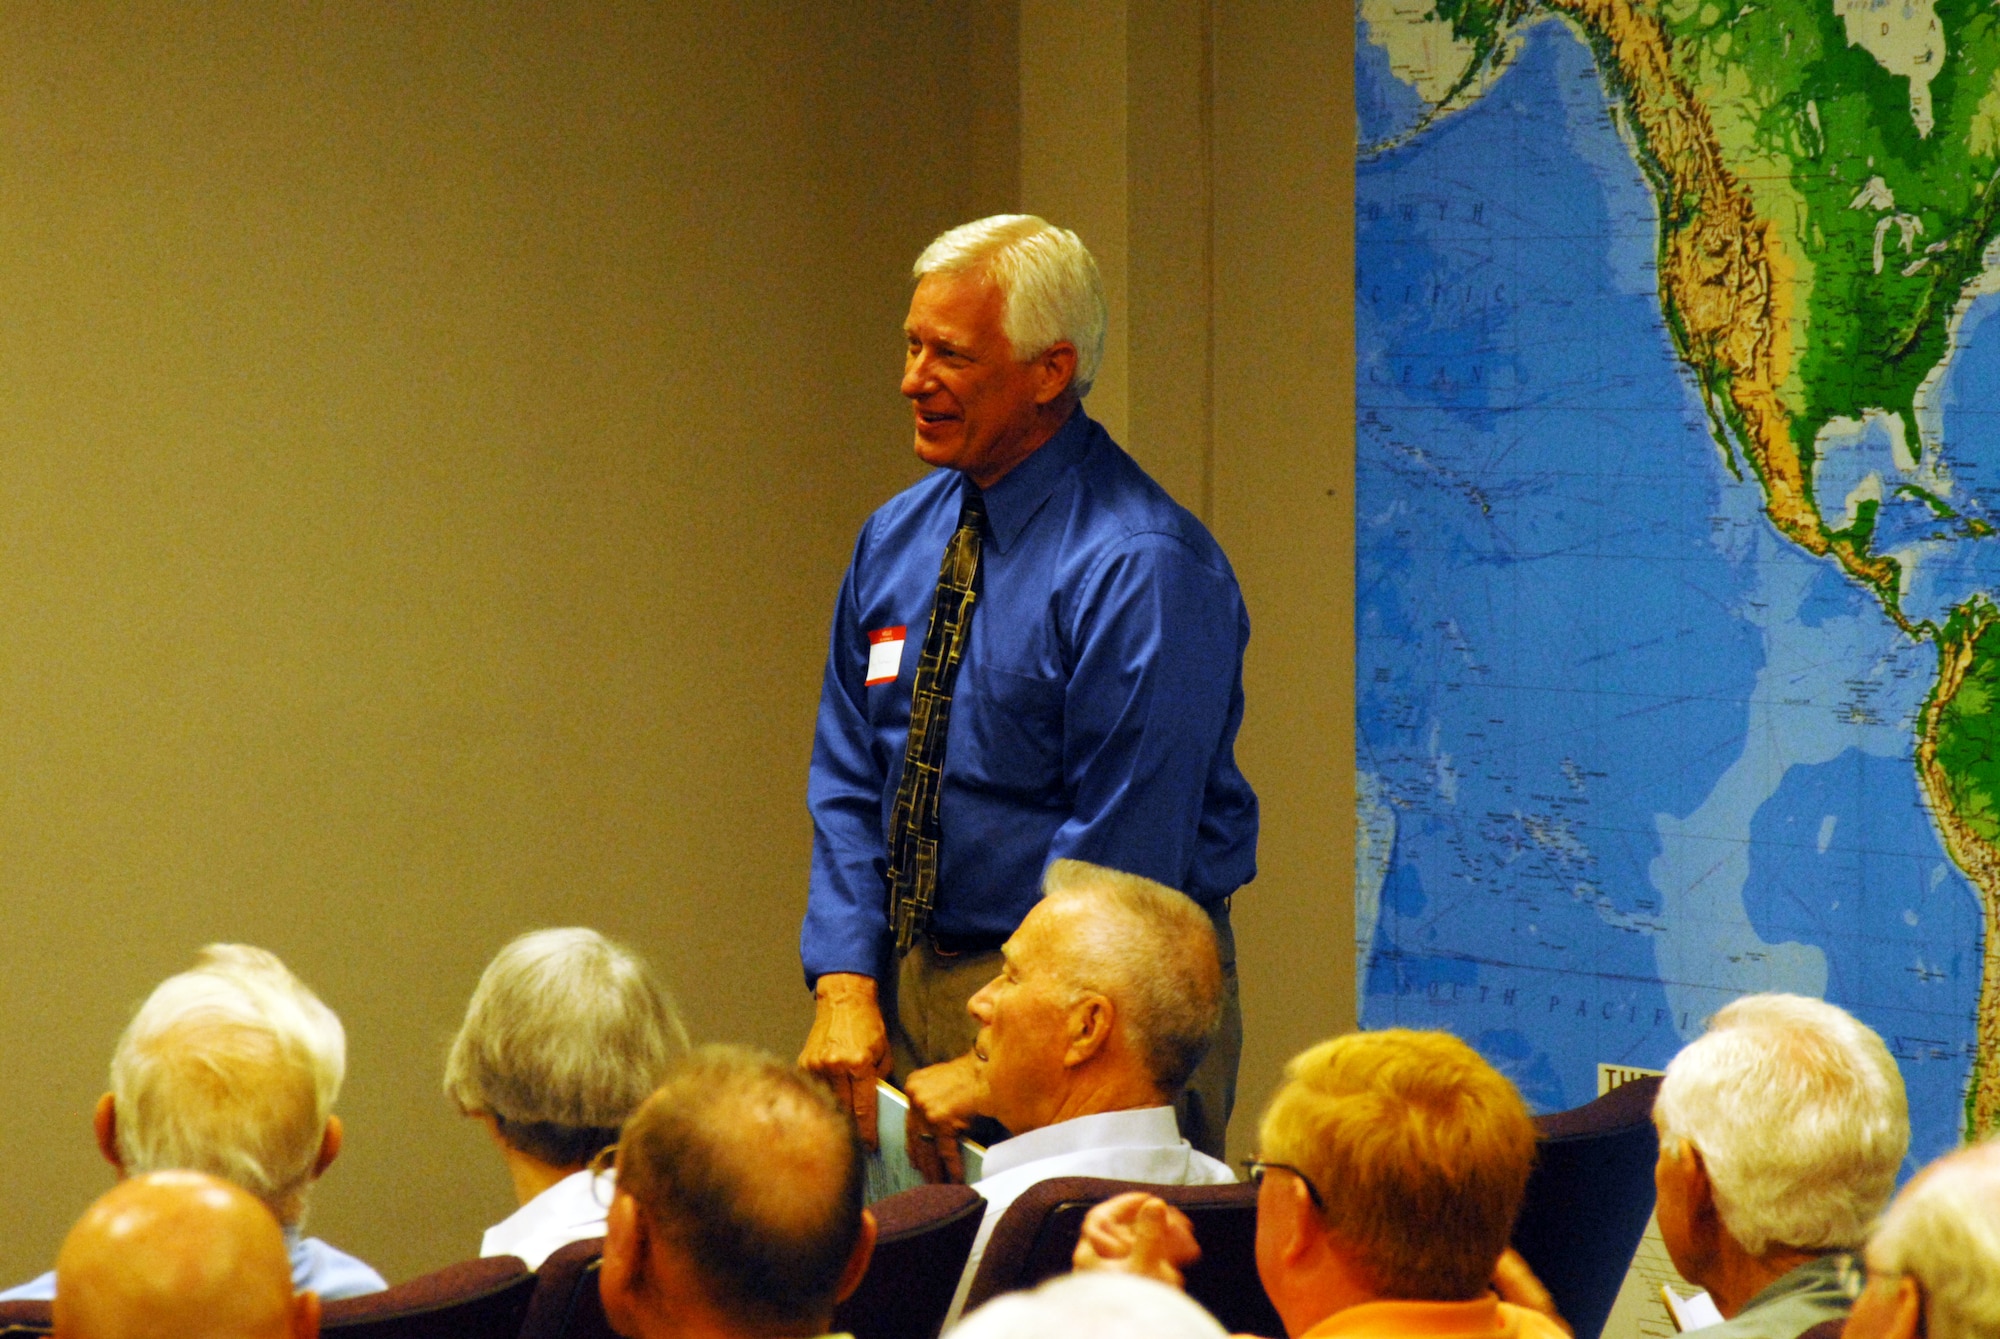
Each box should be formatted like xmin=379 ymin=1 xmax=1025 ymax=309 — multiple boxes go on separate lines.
xmin=1652 ymin=993 xmax=1908 ymax=1339
xmin=2 ymin=944 xmax=382 ymax=1301
xmin=923 ymin=859 xmax=1234 ymax=1327
xmin=1841 ymin=1138 xmax=2000 ymax=1339
xmin=446 ymin=926 xmax=689 ymax=1267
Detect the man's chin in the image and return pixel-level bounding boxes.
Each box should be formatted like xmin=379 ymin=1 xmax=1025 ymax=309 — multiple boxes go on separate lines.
xmin=913 ymin=431 xmax=967 ymax=470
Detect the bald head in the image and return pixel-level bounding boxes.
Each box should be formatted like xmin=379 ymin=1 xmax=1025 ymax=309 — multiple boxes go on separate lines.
xmin=53 ymin=1171 xmax=318 ymax=1339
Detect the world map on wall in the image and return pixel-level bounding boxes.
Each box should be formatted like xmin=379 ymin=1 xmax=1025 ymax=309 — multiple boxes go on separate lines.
xmin=1356 ymin=0 xmax=2000 ymax=1167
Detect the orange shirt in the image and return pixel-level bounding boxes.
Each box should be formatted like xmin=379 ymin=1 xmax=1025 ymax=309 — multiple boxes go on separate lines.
xmin=1291 ymin=1296 xmax=1571 ymax=1339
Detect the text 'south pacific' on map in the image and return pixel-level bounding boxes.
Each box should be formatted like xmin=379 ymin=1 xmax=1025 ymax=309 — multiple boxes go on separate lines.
xmin=1358 ymin=0 xmax=2000 ymax=1160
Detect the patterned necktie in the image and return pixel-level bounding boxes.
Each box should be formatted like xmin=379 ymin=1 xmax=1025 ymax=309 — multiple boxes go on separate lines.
xmin=887 ymin=486 xmax=986 ymax=956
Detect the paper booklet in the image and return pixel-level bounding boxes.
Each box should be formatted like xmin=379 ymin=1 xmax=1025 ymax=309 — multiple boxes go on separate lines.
xmin=1660 ymin=1284 xmax=1725 ymax=1333
xmin=863 ymin=1079 xmax=987 ymax=1203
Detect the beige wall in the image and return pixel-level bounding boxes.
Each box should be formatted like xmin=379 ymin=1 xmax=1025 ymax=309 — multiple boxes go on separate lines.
xmin=1019 ymin=0 xmax=1356 ymax=1157
xmin=0 ymin=2 xmax=1015 ymax=1283
xmin=0 ymin=0 xmax=1350 ymax=1284
xmin=1213 ymin=0 xmax=1358 ymax=1140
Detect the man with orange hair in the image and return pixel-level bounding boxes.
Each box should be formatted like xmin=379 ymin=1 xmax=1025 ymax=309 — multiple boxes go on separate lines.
xmin=1077 ymin=1029 xmax=1565 ymax=1339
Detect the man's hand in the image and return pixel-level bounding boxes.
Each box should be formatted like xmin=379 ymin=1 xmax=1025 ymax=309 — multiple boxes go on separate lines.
xmin=1073 ymin=1191 xmax=1202 ymax=1289
xmin=799 ymin=973 xmax=892 ymax=1150
xmin=1493 ymin=1248 xmax=1571 ymax=1335
xmin=903 ymin=1053 xmax=983 ymax=1183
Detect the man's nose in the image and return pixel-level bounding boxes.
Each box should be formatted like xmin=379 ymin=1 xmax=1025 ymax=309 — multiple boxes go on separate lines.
xmin=902 ymin=350 xmax=937 ymax=399
xmin=968 ymin=978 xmax=998 ymax=1018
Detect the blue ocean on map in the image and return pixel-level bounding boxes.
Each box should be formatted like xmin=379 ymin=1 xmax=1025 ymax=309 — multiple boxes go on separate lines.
xmin=1356 ymin=18 xmax=1982 ymax=1167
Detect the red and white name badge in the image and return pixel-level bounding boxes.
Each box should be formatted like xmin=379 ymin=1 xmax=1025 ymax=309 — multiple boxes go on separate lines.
xmin=865 ymin=626 xmax=908 ymax=685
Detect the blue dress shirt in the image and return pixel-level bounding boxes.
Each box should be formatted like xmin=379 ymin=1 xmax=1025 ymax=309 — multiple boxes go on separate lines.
xmin=802 ymin=409 xmax=1258 ymax=985
xmin=0 ymin=1226 xmax=387 ymax=1301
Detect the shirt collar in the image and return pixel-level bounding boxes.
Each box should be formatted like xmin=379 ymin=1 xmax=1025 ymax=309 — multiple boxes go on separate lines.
xmin=1740 ymin=1253 xmax=1853 ymax=1313
xmin=970 ymin=406 xmax=1094 ymax=555
xmin=978 ymin=1105 xmax=1186 ymax=1180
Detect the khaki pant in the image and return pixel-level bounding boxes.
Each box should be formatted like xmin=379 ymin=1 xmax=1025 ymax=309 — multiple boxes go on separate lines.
xmin=886 ymin=902 xmax=1242 ymax=1159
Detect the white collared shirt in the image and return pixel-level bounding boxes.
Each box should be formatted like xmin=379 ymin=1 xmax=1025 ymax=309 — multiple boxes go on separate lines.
xmin=480 ymin=1168 xmax=616 ymax=1269
xmin=945 ymin=1106 xmax=1236 ymax=1328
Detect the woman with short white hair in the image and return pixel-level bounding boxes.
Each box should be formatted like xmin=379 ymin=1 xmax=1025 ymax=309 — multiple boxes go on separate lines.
xmin=446 ymin=927 xmax=689 ymax=1267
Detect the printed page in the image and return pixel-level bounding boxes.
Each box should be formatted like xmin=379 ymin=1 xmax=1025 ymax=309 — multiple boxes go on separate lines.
xmin=863 ymin=1080 xmax=986 ymax=1202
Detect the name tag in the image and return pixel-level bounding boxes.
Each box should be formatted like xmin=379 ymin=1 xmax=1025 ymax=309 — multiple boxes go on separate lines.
xmin=865 ymin=626 xmax=907 ymax=686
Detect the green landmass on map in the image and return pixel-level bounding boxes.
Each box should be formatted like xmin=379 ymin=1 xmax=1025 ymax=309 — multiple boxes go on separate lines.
xmin=1654 ymin=0 xmax=2000 ymax=491
xmin=1368 ymin=0 xmax=2000 ymax=1133
xmin=1931 ymin=600 xmax=2000 ymax=848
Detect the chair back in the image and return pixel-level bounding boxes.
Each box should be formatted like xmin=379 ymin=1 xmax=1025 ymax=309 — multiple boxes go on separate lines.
xmin=1511 ymin=1076 xmax=1662 ymax=1339
xmin=833 ymin=1183 xmax=984 ymax=1339
xmin=962 ymin=1176 xmax=1282 ymax=1337
xmin=519 ymin=1238 xmax=615 ymax=1339
xmin=321 ymin=1255 xmax=536 ymax=1339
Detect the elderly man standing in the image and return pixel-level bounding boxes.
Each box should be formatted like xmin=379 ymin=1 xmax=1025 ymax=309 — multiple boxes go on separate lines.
xmin=446 ymin=926 xmax=689 ymax=1267
xmin=597 ymin=1046 xmax=877 ymax=1339
xmin=939 ymin=860 xmax=1234 ymax=1327
xmin=1649 ymin=994 xmax=1907 ymax=1339
xmin=53 ymin=1171 xmax=320 ymax=1339
xmin=800 ymin=214 xmax=1257 ymax=1160
xmin=1074 ymin=1029 xmax=1567 ymax=1339
xmin=3 ymin=944 xmax=383 ymax=1302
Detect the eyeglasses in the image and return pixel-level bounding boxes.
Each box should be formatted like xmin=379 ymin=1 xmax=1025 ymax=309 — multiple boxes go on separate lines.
xmin=588 ymin=1144 xmax=620 ymax=1207
xmin=1241 ymin=1157 xmax=1325 ymax=1211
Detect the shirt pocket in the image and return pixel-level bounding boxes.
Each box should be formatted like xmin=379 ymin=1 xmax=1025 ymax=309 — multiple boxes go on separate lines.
xmin=950 ymin=661 xmax=1065 ymax=798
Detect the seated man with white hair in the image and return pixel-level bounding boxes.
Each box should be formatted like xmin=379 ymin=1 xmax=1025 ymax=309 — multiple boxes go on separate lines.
xmin=2 ymin=944 xmax=383 ymax=1301
xmin=446 ymin=926 xmax=690 ymax=1267
xmin=930 ymin=859 xmax=1235 ymax=1327
xmin=1651 ymin=993 xmax=1908 ymax=1339
xmin=952 ymin=1272 xmax=1227 ymax=1339
xmin=1841 ymin=1138 xmax=2000 ymax=1339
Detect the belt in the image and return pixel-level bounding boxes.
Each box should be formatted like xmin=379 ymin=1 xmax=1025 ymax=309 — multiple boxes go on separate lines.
xmin=928 ymin=929 xmax=1007 ymax=957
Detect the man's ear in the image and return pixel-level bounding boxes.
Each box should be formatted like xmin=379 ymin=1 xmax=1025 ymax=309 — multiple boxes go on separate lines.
xmin=1679 ymin=1143 xmax=1720 ymax=1232
xmin=1270 ymin=1171 xmax=1320 ymax=1268
xmin=290 ymin=1289 xmax=322 ymax=1339
xmin=835 ymin=1209 xmax=879 ymax=1304
xmin=1881 ymin=1275 xmax=1924 ymax=1339
xmin=92 ymin=1093 xmax=124 ymax=1175
xmin=312 ymin=1116 xmax=343 ymax=1180
xmin=598 ymin=1192 xmax=650 ymax=1326
xmin=1063 ymin=994 xmax=1116 ymax=1068
xmin=1032 ymin=341 xmax=1079 ymax=405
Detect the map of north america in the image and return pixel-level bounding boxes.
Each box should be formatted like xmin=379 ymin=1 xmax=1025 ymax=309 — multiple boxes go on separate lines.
xmin=1357 ymin=0 xmax=2000 ymax=1166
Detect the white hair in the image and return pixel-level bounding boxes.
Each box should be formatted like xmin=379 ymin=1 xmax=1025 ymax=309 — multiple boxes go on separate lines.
xmin=914 ymin=215 xmax=1107 ymax=397
xmin=445 ymin=927 xmax=689 ymax=1157
xmin=949 ymin=1273 xmax=1226 ymax=1339
xmin=110 ymin=944 xmax=346 ymax=1225
xmin=1655 ymin=993 xmax=1907 ymax=1254
xmin=1866 ymin=1141 xmax=2000 ymax=1339
xmin=1038 ymin=860 xmax=1223 ymax=1096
